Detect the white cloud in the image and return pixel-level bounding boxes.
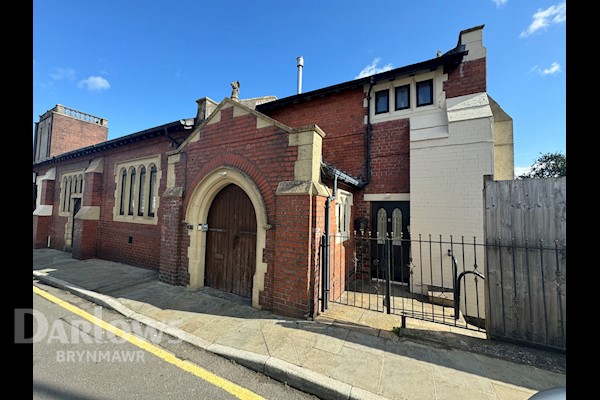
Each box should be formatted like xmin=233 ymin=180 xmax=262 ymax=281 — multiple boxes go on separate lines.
xmin=50 ymin=67 xmax=76 ymax=81
xmin=514 ymin=166 xmax=531 ymax=178
xmin=78 ymin=76 xmax=111 ymax=91
xmin=492 ymin=0 xmax=508 ymax=8
xmin=531 ymin=62 xmax=562 ymax=76
xmin=520 ymin=2 xmax=566 ymax=38
xmin=355 ymin=58 xmax=393 ymax=79
xmin=541 ymin=62 xmax=561 ymax=75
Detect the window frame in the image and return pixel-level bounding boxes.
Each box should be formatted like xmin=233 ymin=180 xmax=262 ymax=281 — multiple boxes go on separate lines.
xmin=114 ymin=156 xmax=161 ymax=224
xmin=335 ymin=189 xmax=353 ymax=242
xmin=128 ymin=167 xmax=136 ymax=216
xmin=148 ymin=164 xmax=158 ymax=218
xmin=416 ymin=79 xmax=434 ymax=107
xmin=58 ymin=170 xmax=85 ymax=217
xmin=374 ymin=89 xmax=389 ymax=114
xmin=394 ymin=84 xmax=410 ymax=111
xmin=137 ymin=166 xmax=146 ymax=217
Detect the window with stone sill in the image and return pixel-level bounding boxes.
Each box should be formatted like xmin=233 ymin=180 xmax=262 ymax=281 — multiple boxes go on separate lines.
xmin=58 ymin=171 xmax=85 ymax=217
xmin=114 ymin=156 xmax=161 ymax=224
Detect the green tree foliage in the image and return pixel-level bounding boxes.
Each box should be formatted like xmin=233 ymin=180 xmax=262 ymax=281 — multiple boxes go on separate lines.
xmin=519 ymin=152 xmax=566 ymax=179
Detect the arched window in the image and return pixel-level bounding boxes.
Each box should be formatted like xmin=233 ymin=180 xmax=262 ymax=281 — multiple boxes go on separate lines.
xmin=148 ymin=165 xmax=157 ymax=217
xmin=128 ymin=167 xmax=136 ymax=215
xmin=337 ymin=202 xmax=342 ymax=233
xmin=67 ymin=176 xmax=73 ymax=211
xmin=78 ymin=174 xmax=84 ymax=193
xmin=392 ymin=208 xmax=402 ymax=246
xmin=113 ymin=157 xmax=160 ymax=222
xmin=62 ymin=177 xmax=68 ymax=212
xmin=138 ymin=166 xmax=146 ymax=216
xmin=119 ymin=168 xmax=127 ymax=215
xmin=377 ymin=208 xmax=387 ymax=244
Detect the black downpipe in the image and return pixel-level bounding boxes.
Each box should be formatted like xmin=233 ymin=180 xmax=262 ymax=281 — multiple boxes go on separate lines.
xmin=321 ymin=174 xmax=338 ymax=312
xmin=361 ymin=77 xmax=375 ymax=188
xmin=321 ymin=78 xmax=374 ymax=313
xmin=32 ymin=170 xmax=38 ymax=212
xmin=164 ymin=127 xmax=181 ymax=147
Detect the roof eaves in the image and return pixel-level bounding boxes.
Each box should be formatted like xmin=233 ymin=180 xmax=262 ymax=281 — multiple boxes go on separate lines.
xmin=33 ymin=120 xmax=187 ymax=167
xmin=257 ymin=49 xmax=467 ymax=111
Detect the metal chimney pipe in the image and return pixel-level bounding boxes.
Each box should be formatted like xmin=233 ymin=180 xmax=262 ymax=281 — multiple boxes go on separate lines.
xmin=297 ymin=56 xmax=304 ymax=94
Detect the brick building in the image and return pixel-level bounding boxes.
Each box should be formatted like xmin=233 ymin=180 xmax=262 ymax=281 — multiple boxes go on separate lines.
xmin=33 ymin=26 xmax=513 ymax=320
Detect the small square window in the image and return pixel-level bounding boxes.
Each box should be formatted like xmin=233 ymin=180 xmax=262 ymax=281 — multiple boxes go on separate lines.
xmin=375 ymin=90 xmax=389 ymax=114
xmin=395 ymin=85 xmax=410 ymax=110
xmin=416 ymin=80 xmax=433 ymax=107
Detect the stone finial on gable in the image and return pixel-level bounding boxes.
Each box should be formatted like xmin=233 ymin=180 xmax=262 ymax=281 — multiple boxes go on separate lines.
xmin=231 ymin=81 xmax=240 ymax=101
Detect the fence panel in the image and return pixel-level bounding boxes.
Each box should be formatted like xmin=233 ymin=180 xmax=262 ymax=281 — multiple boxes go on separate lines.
xmin=484 ymin=176 xmax=566 ymax=350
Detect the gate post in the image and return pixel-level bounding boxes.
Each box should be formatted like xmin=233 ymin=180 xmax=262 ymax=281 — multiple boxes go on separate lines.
xmin=385 ymin=236 xmax=391 ymax=314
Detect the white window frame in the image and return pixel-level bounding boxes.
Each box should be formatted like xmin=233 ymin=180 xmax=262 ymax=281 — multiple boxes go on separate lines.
xmin=335 ymin=189 xmax=353 ymax=242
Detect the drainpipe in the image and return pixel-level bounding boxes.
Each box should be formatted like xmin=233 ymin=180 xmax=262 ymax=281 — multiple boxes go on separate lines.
xmin=322 ymin=173 xmax=339 ymax=312
xmin=320 ymin=77 xmax=374 ymax=313
xmin=32 ymin=170 xmax=38 ymax=212
xmin=361 ymin=76 xmax=375 ymax=187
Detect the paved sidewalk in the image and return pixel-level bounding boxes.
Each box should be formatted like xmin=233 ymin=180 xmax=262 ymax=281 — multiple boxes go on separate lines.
xmin=33 ymin=249 xmax=566 ymax=400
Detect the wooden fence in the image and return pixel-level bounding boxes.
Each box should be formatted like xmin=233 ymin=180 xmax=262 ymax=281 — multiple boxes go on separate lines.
xmin=483 ymin=176 xmax=566 ymax=350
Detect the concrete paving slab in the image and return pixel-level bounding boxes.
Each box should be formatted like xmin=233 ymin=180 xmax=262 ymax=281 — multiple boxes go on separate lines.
xmin=33 ymin=249 xmax=567 ymax=400
xmin=490 ymin=381 xmax=537 ymax=400
xmin=300 ymin=347 xmax=340 ymax=376
xmin=330 ymin=346 xmax=383 ymax=393
xmin=433 ymin=378 xmax=497 ymax=400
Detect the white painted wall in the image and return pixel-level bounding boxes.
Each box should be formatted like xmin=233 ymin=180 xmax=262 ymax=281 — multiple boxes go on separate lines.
xmin=410 ymin=92 xmax=495 ymax=319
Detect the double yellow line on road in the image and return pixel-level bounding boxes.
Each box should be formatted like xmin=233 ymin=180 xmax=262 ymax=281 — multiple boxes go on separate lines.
xmin=33 ymin=285 xmax=265 ymax=400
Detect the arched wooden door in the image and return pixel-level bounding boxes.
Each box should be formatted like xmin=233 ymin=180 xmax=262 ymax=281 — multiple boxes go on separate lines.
xmin=205 ymin=184 xmax=257 ymax=298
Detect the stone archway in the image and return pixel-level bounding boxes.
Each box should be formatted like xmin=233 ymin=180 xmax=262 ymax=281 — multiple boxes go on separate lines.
xmin=185 ymin=166 xmax=269 ymax=309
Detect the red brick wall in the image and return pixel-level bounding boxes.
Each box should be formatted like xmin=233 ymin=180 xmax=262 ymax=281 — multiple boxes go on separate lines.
xmin=32 ymin=129 xmax=189 ymax=269
xmin=72 ymin=219 xmax=99 ymax=259
xmin=365 ymin=119 xmax=410 ymax=195
xmin=39 ymin=179 xmax=55 ymax=206
xmin=264 ymin=88 xmax=410 ymax=226
xmin=71 ymin=170 xmax=104 ymax=260
xmin=50 ymin=113 xmax=108 ymax=157
xmin=96 ymin=135 xmax=181 ymax=270
xmin=273 ymin=195 xmax=313 ymax=318
xmin=33 ymin=216 xmax=51 ymax=248
xmin=180 ymin=106 xmax=300 ymax=310
xmin=263 ymin=88 xmax=367 ymax=179
xmin=158 ymin=194 xmax=184 ymax=284
xmin=42 ymin=159 xmax=90 ymax=251
xmin=443 ymin=58 xmax=487 ymax=99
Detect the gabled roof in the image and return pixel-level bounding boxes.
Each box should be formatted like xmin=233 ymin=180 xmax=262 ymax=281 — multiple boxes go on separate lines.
xmin=172 ymin=97 xmax=295 ymax=154
xmin=257 ymin=44 xmax=467 ymax=112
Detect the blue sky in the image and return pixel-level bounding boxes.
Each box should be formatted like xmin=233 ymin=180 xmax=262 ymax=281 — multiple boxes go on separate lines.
xmin=33 ymin=0 xmax=566 ymax=175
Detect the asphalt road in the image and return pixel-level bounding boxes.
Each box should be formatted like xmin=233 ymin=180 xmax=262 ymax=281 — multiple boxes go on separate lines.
xmin=32 ymin=281 xmax=318 ymax=400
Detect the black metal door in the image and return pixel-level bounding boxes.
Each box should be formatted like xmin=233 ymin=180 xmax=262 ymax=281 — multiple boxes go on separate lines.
xmin=370 ymin=201 xmax=410 ymax=283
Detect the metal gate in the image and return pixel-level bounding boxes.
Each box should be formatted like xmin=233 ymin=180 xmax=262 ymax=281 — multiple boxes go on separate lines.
xmin=319 ymin=232 xmax=487 ymax=332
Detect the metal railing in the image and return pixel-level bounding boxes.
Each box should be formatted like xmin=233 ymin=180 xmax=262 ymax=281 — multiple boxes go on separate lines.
xmin=318 ymin=232 xmax=566 ymax=349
